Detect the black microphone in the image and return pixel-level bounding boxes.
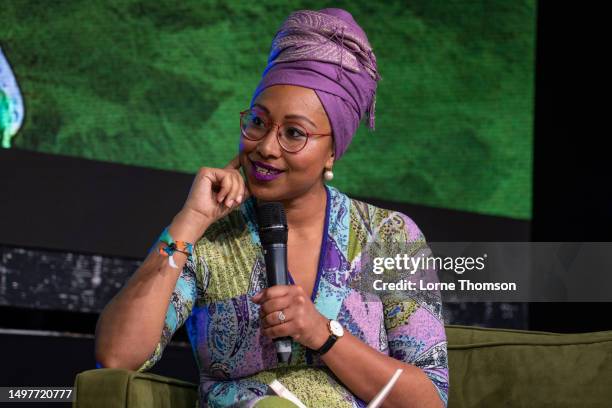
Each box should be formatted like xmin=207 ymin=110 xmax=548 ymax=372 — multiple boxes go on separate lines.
xmin=257 ymin=201 xmax=292 ymax=363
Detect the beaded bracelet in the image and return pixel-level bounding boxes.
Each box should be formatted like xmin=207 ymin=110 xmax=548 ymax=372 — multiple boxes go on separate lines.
xmin=157 ymin=226 xmax=194 ymax=269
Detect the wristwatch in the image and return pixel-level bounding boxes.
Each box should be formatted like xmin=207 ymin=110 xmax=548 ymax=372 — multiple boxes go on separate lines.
xmin=312 ymin=319 xmax=344 ymax=356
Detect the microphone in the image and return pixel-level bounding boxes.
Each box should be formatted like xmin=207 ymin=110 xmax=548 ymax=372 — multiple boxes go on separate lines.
xmin=257 ymin=201 xmax=292 ymax=363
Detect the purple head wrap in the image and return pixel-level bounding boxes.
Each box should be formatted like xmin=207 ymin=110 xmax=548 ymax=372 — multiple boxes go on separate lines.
xmin=249 ymin=8 xmax=381 ymax=160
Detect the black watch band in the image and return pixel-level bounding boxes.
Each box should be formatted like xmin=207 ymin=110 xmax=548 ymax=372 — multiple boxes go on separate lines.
xmin=313 ymin=334 xmax=338 ymax=356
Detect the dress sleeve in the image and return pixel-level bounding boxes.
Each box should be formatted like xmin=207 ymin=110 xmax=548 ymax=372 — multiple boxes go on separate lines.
xmin=135 ymin=249 xmax=199 ymax=372
xmin=381 ymin=213 xmax=449 ymax=406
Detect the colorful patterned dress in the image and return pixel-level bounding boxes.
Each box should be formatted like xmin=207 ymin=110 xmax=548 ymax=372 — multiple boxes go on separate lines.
xmin=137 ymin=185 xmax=449 ymax=407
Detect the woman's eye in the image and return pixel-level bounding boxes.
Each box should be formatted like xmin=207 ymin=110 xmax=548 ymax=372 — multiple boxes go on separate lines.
xmin=286 ymin=127 xmax=306 ymax=139
xmin=251 ymin=116 xmax=265 ymax=127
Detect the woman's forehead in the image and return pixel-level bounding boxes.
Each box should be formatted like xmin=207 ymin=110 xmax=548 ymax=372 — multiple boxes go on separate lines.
xmin=255 ymin=85 xmax=324 ymax=116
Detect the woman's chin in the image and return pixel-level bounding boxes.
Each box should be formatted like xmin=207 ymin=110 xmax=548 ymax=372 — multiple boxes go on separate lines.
xmin=247 ymin=181 xmax=294 ymax=203
xmin=250 ymin=188 xmax=284 ymax=203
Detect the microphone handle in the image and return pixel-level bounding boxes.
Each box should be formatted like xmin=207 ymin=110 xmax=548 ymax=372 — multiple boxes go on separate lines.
xmin=263 ymin=243 xmax=292 ymax=363
xmin=264 ymin=243 xmax=288 ymax=286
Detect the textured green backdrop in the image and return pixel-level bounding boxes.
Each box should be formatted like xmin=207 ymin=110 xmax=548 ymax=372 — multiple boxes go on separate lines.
xmin=0 ymin=0 xmax=535 ymax=219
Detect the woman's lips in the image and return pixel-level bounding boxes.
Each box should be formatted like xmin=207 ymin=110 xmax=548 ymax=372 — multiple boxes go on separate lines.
xmin=250 ymin=160 xmax=284 ymax=182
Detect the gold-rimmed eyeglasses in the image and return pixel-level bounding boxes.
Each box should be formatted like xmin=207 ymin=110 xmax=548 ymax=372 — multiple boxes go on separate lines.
xmin=240 ymin=108 xmax=332 ymax=153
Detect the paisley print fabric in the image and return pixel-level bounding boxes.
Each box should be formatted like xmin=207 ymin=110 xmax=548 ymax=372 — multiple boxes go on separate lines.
xmin=137 ymin=185 xmax=449 ymax=407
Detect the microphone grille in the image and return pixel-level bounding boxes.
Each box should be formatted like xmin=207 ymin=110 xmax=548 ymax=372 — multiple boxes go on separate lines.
xmin=257 ymin=202 xmax=288 ymax=244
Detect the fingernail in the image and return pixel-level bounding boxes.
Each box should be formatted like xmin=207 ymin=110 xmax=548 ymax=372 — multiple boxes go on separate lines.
xmin=226 ymin=199 xmax=234 ymax=208
xmin=236 ymin=195 xmax=243 ymax=203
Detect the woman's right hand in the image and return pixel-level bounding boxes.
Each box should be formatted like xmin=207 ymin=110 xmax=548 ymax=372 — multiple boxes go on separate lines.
xmin=180 ymin=155 xmax=251 ymax=229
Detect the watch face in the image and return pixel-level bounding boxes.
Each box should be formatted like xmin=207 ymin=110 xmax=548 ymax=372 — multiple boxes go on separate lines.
xmin=329 ymin=320 xmax=344 ymax=337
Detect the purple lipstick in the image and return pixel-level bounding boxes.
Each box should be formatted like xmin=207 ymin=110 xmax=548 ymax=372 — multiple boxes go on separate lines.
xmin=250 ymin=160 xmax=284 ymax=182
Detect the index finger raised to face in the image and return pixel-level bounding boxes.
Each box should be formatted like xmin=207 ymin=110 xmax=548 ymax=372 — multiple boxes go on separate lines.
xmin=224 ymin=154 xmax=241 ymax=170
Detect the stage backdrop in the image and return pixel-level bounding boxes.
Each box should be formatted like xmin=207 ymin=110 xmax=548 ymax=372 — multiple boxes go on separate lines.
xmin=0 ymin=0 xmax=535 ymax=220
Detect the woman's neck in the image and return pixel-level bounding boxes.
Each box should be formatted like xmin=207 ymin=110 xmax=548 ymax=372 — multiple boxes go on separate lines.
xmin=257 ymin=183 xmax=327 ymax=237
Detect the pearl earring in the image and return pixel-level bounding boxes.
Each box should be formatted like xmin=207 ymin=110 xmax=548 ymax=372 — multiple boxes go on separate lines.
xmin=324 ymin=169 xmax=334 ymax=181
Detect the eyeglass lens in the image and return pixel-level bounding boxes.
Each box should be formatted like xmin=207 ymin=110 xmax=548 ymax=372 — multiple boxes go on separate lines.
xmin=241 ymin=109 xmax=309 ymax=152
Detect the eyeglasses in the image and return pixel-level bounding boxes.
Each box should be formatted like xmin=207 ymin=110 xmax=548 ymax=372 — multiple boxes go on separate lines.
xmin=240 ymin=108 xmax=332 ymax=153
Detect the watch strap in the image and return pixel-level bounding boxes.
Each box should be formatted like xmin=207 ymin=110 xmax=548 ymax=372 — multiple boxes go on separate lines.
xmin=314 ymin=334 xmax=338 ymax=356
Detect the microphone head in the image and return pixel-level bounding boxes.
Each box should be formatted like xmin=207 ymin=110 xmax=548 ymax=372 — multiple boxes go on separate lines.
xmin=257 ymin=202 xmax=288 ymax=245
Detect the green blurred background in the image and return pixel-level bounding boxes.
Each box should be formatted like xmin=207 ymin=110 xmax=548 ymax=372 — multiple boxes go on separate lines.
xmin=0 ymin=0 xmax=535 ymax=219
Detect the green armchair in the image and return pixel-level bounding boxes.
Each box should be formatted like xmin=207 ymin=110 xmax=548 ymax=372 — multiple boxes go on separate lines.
xmin=74 ymin=325 xmax=612 ymax=407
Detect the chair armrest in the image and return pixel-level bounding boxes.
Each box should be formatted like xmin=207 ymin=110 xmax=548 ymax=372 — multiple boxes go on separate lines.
xmin=73 ymin=368 xmax=198 ymax=408
xmin=445 ymin=325 xmax=612 ymax=408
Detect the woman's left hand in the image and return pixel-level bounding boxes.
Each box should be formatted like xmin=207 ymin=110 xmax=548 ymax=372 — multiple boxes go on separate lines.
xmin=252 ymin=285 xmax=329 ymax=350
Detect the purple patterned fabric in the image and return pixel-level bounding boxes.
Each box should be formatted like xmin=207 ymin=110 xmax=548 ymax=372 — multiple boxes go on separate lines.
xmin=249 ymin=8 xmax=381 ymax=160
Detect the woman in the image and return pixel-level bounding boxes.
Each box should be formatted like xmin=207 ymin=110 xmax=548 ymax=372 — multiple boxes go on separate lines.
xmin=95 ymin=8 xmax=448 ymax=408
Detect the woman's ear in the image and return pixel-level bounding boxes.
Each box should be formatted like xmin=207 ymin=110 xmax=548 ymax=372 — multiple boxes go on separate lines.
xmin=325 ymin=150 xmax=335 ymax=169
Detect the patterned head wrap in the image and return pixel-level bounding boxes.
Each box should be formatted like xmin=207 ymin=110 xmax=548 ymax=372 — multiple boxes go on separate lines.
xmin=249 ymin=8 xmax=381 ymax=160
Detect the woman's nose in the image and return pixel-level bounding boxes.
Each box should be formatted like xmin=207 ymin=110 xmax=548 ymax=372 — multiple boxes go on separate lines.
xmin=256 ymin=124 xmax=283 ymax=157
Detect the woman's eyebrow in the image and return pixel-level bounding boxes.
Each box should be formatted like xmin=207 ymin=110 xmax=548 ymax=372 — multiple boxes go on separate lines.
xmin=253 ymin=103 xmax=317 ymax=129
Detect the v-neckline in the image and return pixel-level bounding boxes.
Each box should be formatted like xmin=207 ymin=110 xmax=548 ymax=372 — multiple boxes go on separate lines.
xmin=287 ymin=185 xmax=331 ymax=304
